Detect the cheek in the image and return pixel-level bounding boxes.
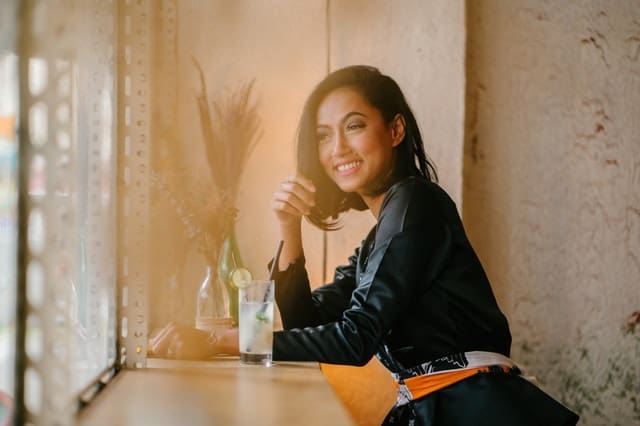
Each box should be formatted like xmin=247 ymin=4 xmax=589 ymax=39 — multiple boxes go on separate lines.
xmin=317 ymin=146 xmax=333 ymax=171
xmin=354 ymin=134 xmax=387 ymax=161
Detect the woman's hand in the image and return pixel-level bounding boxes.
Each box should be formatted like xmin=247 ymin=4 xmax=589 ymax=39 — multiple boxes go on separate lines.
xmin=149 ymin=322 xmax=239 ymax=360
xmin=271 ymin=174 xmax=316 ymax=229
xmin=271 ymin=174 xmax=316 ymax=270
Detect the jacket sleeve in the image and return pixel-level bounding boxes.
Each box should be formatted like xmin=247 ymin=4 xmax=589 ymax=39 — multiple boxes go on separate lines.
xmin=272 ymin=249 xmax=359 ymax=329
xmin=273 ymin=179 xmax=451 ymax=366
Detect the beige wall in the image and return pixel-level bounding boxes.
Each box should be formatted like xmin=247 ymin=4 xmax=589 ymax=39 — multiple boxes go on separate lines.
xmin=464 ymin=1 xmax=640 ymax=424
xmin=149 ymin=1 xmax=466 ymax=424
xmin=176 ymin=0 xmax=328 ymax=301
xmin=153 ymin=0 xmax=466 ymax=323
xmin=150 ymin=1 xmax=329 ymax=328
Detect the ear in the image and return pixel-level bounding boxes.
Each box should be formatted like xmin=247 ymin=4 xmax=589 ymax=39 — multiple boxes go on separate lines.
xmin=390 ymin=114 xmax=406 ymax=148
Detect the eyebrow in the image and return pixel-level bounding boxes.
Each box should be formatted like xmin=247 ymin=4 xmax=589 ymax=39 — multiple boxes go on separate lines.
xmin=316 ymin=111 xmax=367 ymax=129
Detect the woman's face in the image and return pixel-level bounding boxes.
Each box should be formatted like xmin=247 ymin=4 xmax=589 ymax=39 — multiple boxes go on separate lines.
xmin=315 ymin=87 xmax=403 ymax=197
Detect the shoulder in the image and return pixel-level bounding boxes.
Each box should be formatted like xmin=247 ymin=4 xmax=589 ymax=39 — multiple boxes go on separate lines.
xmin=378 ymin=176 xmax=456 ymax=235
xmin=382 ymin=177 xmax=455 ymax=215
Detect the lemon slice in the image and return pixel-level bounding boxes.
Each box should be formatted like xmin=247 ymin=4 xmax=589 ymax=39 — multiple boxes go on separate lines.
xmin=230 ymin=267 xmax=252 ymax=289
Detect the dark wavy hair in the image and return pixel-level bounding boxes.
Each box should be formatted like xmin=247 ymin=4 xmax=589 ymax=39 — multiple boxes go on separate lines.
xmin=297 ymin=65 xmax=438 ymax=230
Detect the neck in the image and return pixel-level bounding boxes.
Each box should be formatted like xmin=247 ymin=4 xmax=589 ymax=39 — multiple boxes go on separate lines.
xmin=361 ymin=167 xmax=402 ymax=219
xmin=362 ymin=192 xmax=387 ymax=219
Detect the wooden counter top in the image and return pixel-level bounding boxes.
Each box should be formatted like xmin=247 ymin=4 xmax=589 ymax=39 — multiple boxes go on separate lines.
xmin=77 ymin=357 xmax=354 ymax=426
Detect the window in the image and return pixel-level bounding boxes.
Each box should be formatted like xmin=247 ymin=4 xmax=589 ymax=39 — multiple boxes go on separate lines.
xmin=5 ymin=1 xmax=156 ymax=421
xmin=0 ymin=50 xmax=18 ymax=418
xmin=14 ymin=2 xmax=119 ymax=421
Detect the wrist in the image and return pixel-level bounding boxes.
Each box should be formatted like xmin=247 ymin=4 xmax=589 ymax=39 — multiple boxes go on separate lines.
xmin=210 ymin=328 xmax=239 ymax=356
xmin=279 ymin=221 xmax=302 ymax=236
xmin=206 ymin=329 xmax=219 ymax=356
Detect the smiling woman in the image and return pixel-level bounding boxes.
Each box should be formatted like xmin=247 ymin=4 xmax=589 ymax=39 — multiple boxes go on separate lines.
xmin=295 ymin=66 xmax=437 ymax=231
xmin=267 ymin=65 xmax=579 ymax=425
xmin=315 ymin=87 xmax=404 ymax=214
xmin=153 ymin=65 xmax=580 ymax=425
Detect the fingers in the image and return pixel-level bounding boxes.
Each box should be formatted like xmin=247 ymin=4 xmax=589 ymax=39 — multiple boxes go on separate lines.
xmin=150 ymin=322 xmax=174 ymax=349
xmin=152 ymin=327 xmax=187 ymax=359
xmin=282 ymin=181 xmax=316 ymax=207
xmin=151 ymin=321 xmax=175 ymax=345
xmin=149 ymin=323 xmax=212 ymax=360
xmin=150 ymin=322 xmax=177 ymax=356
xmin=169 ymin=335 xmax=183 ymax=358
xmin=286 ymin=174 xmax=316 ymax=194
xmin=272 ymin=175 xmax=316 ymax=217
xmin=272 ymin=190 xmax=312 ymax=216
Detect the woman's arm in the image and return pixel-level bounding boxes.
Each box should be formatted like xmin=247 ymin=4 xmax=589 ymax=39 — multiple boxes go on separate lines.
xmin=272 ymin=179 xmax=451 ymax=366
xmin=271 ymin=174 xmax=316 ymax=271
xmin=149 ymin=322 xmax=239 ymax=359
xmin=273 ymin=250 xmax=358 ymax=329
xmin=270 ymin=173 xmax=356 ymax=328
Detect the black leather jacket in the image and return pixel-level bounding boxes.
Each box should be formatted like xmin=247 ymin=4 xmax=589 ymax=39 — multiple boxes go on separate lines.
xmin=272 ymin=177 xmax=511 ymax=372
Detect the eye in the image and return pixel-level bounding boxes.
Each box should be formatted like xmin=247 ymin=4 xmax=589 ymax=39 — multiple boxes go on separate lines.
xmin=346 ymin=121 xmax=365 ymax=132
xmin=316 ymin=131 xmax=330 ymax=144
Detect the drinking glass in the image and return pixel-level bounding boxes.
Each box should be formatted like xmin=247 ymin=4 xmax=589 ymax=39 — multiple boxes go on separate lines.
xmin=238 ymin=280 xmax=274 ymax=366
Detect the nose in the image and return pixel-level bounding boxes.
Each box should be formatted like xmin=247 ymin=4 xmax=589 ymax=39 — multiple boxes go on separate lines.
xmin=331 ymin=131 xmax=350 ymax=157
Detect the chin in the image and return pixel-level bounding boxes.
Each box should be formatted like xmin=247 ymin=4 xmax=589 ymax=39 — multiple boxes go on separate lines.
xmin=333 ymin=179 xmax=360 ymax=194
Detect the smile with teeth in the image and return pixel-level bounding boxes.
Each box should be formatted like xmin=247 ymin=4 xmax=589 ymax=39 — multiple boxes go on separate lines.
xmin=336 ymin=160 xmax=362 ymax=174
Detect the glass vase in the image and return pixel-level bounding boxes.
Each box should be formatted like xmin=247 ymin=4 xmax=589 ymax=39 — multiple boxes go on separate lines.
xmin=195 ymin=265 xmax=232 ymax=331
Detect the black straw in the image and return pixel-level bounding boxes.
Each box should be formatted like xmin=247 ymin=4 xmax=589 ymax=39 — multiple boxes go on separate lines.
xmin=247 ymin=241 xmax=283 ymax=353
xmin=268 ymin=240 xmax=284 ymax=281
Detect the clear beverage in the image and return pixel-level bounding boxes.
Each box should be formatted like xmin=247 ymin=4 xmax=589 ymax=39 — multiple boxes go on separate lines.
xmin=239 ymin=301 xmax=274 ymax=365
xmin=238 ymin=280 xmax=274 ymax=366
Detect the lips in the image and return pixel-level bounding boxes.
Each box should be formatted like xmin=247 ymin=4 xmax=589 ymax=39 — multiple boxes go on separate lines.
xmin=334 ymin=160 xmax=362 ymax=176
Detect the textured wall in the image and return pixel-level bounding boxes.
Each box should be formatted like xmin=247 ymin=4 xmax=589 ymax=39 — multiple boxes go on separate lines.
xmin=464 ymin=2 xmax=640 ymax=425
